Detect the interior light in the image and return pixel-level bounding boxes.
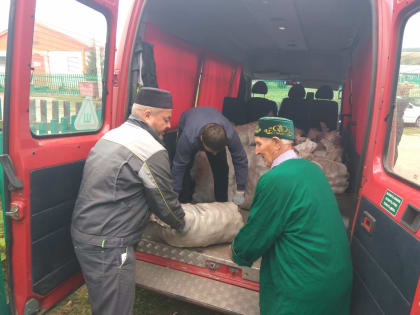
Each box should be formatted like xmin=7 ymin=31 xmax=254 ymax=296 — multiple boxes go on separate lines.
xmin=278 ymin=26 xmax=287 ymax=31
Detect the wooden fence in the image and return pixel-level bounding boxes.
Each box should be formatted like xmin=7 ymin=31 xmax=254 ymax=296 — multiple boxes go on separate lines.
xmin=28 ymin=98 xmax=103 ymax=135
xmin=0 ymin=95 xmax=102 ymax=135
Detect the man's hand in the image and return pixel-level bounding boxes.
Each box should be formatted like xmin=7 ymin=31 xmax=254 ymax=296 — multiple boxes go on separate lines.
xmin=233 ymin=190 xmax=245 ymax=206
xmin=176 ymin=212 xmax=193 ymax=236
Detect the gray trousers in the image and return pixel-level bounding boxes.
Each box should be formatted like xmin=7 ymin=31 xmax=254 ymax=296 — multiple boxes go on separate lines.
xmin=73 ymin=240 xmax=136 ymax=315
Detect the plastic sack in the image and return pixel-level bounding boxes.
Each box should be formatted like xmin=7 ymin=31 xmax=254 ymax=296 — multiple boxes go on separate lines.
xmin=156 ymin=202 xmax=244 ymax=247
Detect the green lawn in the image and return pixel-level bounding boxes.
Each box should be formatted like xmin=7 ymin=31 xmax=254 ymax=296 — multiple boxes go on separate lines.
xmin=0 ymin=215 xmax=5 ymax=262
xmin=255 ymin=83 xmax=342 ymax=109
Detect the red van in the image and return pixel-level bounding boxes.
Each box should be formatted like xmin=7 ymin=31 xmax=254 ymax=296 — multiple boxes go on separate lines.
xmin=1 ymin=0 xmax=419 ymax=314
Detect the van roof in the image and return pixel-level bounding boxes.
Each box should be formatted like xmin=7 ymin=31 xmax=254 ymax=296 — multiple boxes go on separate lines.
xmin=145 ymin=0 xmax=371 ymax=87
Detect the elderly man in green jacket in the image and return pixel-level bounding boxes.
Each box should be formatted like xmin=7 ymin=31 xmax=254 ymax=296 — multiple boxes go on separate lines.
xmin=230 ymin=117 xmax=352 ymax=315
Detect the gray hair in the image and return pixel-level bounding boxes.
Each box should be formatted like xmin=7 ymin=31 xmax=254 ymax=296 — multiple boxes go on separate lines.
xmin=280 ymin=138 xmax=293 ymax=145
xmin=131 ymin=103 xmax=162 ymax=117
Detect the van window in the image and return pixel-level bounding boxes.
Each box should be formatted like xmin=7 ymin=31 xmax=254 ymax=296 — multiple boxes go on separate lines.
xmin=29 ymin=0 xmax=107 ymax=136
xmin=0 ymin=0 xmax=11 ymax=128
xmin=385 ymin=11 xmax=420 ymax=185
xmin=252 ymin=80 xmax=341 ymax=108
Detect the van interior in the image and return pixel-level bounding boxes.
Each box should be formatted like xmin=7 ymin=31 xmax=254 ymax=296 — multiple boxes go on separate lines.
xmin=127 ymin=0 xmax=374 ymax=282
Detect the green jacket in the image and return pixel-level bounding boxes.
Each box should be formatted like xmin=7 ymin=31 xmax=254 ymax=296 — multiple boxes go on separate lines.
xmin=232 ymin=158 xmax=352 ymax=315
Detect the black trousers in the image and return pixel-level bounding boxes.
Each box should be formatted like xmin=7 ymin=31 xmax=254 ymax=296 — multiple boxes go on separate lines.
xmin=179 ymin=148 xmax=229 ymax=203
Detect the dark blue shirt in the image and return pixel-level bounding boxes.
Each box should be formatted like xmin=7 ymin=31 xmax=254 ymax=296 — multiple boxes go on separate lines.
xmin=172 ymin=107 xmax=248 ymax=193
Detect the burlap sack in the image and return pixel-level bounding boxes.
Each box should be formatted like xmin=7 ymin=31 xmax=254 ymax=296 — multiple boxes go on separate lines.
xmin=156 ymin=202 xmax=244 ymax=247
xmin=191 ymin=151 xmax=215 ymax=203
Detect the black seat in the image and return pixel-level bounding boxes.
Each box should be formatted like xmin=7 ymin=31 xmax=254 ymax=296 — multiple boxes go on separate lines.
xmin=246 ymin=81 xmax=278 ymax=122
xmin=222 ymin=97 xmax=247 ymax=125
xmin=311 ymin=85 xmax=338 ymax=131
xmin=278 ymin=84 xmax=311 ymax=132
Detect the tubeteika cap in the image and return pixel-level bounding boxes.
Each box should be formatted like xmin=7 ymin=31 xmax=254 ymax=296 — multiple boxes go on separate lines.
xmin=134 ymin=87 xmax=173 ymax=109
xmin=255 ymin=117 xmax=295 ymax=140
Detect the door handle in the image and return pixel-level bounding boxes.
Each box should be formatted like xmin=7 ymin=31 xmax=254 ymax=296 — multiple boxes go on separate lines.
xmin=361 ymin=211 xmax=376 ymax=235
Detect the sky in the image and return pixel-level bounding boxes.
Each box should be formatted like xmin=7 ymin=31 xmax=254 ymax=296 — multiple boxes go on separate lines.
xmin=0 ymin=0 xmax=133 ymax=48
xmin=0 ymin=1 xmax=418 ymax=49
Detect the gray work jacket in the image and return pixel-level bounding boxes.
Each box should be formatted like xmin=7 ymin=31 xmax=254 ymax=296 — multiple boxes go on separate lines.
xmin=71 ymin=116 xmax=185 ymax=248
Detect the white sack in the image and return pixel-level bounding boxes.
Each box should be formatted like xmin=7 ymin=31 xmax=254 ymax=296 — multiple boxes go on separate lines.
xmin=295 ymin=138 xmax=318 ymax=156
xmin=312 ymin=157 xmax=349 ymax=192
xmin=157 ymin=202 xmax=244 ymax=247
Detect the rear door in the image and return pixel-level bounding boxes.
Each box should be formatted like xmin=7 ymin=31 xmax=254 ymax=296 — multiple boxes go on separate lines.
xmin=2 ymin=0 xmax=119 ymax=314
xmin=351 ymin=1 xmax=420 ymax=314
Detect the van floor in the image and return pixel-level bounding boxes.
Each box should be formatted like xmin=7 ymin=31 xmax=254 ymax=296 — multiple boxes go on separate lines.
xmin=137 ymin=192 xmax=357 ymax=273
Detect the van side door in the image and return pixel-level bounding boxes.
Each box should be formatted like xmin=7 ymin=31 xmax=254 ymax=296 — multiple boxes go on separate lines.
xmin=351 ymin=1 xmax=420 ymax=314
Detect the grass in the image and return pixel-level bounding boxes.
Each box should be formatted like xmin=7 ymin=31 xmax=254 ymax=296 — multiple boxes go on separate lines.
xmin=49 ymin=285 xmax=223 ymax=315
xmin=0 ymin=214 xmax=5 ymax=262
xmin=256 ymin=83 xmax=342 ymax=108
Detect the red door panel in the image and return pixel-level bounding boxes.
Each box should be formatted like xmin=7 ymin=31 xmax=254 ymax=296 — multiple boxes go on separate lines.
xmin=3 ymin=0 xmax=119 ymax=314
xmin=350 ymin=0 xmax=420 ymax=314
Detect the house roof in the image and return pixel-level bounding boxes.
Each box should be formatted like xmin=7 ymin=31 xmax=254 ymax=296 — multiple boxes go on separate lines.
xmin=0 ymin=23 xmax=91 ymax=51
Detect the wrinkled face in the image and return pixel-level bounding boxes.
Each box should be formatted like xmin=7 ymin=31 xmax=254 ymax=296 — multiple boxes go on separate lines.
xmin=255 ymin=136 xmax=279 ymax=167
xmin=147 ymin=109 xmax=172 ymax=138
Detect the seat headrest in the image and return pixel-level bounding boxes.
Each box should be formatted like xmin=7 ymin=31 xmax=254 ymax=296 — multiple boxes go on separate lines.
xmin=252 ymin=81 xmax=268 ymax=94
xmin=288 ymin=83 xmax=305 ymax=99
xmin=315 ymin=85 xmax=333 ymax=100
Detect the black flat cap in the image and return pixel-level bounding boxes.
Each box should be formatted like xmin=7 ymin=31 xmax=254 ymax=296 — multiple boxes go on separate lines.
xmin=134 ymin=87 xmax=173 ymax=109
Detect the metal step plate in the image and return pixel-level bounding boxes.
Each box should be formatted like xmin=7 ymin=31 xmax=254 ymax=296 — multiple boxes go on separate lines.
xmin=136 ymin=260 xmax=260 ymax=315
xmin=137 ymin=228 xmax=260 ymax=283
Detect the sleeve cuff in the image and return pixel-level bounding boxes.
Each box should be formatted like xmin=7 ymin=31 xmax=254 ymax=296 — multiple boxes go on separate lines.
xmin=237 ymin=183 xmax=246 ymax=191
xmin=231 ymin=239 xmax=253 ymax=267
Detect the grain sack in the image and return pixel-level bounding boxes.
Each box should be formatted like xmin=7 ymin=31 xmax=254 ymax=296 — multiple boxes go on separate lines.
xmin=235 ymin=121 xmax=258 ymax=146
xmin=191 ymin=151 xmax=215 ymax=203
xmin=294 ymin=138 xmax=317 ymax=156
xmin=312 ymin=157 xmax=349 ymax=193
xmin=228 ymin=145 xmax=269 ymax=209
xmin=156 ymin=202 xmax=244 ymax=247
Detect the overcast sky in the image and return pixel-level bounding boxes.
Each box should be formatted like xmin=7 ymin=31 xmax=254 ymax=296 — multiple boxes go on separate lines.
xmin=0 ymin=0 xmax=133 ymax=48
xmin=0 ymin=1 xmax=418 ymax=49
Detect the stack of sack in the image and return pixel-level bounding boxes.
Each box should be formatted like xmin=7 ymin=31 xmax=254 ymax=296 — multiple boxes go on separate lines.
xmin=191 ymin=121 xmax=349 ymax=208
xmin=294 ymin=123 xmax=349 ymax=193
xmin=151 ymin=202 xmax=244 ymax=247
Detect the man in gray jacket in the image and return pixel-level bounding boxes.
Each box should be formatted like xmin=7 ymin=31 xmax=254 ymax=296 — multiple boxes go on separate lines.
xmin=71 ymin=87 xmax=187 ymax=315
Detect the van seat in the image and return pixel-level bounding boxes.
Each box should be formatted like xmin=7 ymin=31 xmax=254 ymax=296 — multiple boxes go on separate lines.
xmin=311 ymin=85 xmax=338 ymax=131
xmin=222 ymin=97 xmax=247 ymax=125
xmin=246 ymin=81 xmax=278 ymax=122
xmin=278 ymin=84 xmax=311 ymax=132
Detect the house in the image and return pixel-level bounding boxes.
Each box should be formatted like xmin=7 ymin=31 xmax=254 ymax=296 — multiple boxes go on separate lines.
xmin=0 ymin=23 xmax=92 ymax=74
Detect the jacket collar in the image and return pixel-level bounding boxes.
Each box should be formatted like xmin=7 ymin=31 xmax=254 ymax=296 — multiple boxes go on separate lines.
xmin=127 ymin=115 xmax=165 ymax=146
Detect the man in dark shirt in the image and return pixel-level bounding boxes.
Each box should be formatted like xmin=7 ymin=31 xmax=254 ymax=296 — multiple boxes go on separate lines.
xmin=172 ymin=107 xmax=248 ymax=205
